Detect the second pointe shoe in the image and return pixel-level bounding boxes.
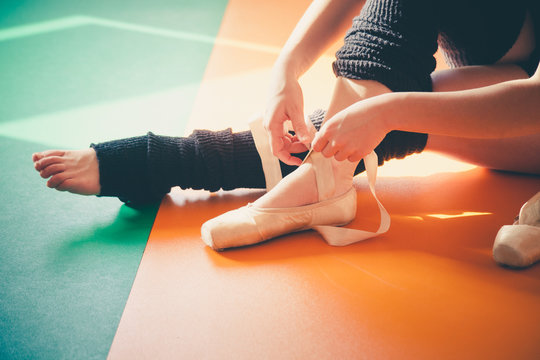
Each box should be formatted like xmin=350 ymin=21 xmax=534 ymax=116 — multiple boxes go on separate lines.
xmin=493 ymin=191 xmax=540 ymax=268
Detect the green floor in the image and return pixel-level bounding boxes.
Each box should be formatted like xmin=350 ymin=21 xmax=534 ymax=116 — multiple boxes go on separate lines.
xmin=0 ymin=1 xmax=228 ymax=358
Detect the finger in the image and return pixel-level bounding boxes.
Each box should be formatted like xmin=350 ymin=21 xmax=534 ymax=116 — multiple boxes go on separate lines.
xmin=347 ymin=153 xmax=364 ymax=163
xmin=288 ymin=142 xmax=309 ymax=154
xmin=289 ymin=109 xmax=312 ymax=144
xmin=304 ymin=117 xmax=317 ymax=140
xmin=270 ymin=134 xmax=286 ymax=158
xmin=311 ymin=121 xmax=334 ymax=152
xmin=334 ymin=150 xmax=349 ymax=162
xmin=276 ymin=149 xmax=303 ymax=166
xmin=272 ymin=133 xmax=295 ymax=163
xmin=266 ymin=120 xmax=289 ymax=158
xmin=265 ymin=114 xmax=285 ymax=152
xmin=321 ymin=143 xmax=337 ymax=158
xmin=282 ymin=134 xmax=309 ymax=152
xmin=312 ymin=135 xmax=328 ymax=153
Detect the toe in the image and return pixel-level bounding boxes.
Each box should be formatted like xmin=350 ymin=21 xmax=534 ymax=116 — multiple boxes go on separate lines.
xmin=56 ymin=178 xmax=75 ymax=192
xmin=42 ymin=150 xmax=66 ymax=157
xmin=35 ymin=155 xmax=65 ymax=171
xmin=40 ymin=163 xmax=66 ymax=179
xmin=47 ymin=173 xmax=68 ymax=189
xmin=32 ymin=153 xmax=42 ymax=162
xmin=34 ymin=150 xmax=66 ymax=164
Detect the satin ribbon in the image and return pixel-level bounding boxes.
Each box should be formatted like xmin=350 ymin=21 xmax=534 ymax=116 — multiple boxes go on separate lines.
xmin=250 ymin=116 xmax=390 ymax=246
xmin=313 ymin=151 xmax=390 ymax=246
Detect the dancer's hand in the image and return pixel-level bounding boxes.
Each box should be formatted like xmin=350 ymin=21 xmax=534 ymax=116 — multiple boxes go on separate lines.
xmin=264 ymin=71 xmax=315 ymax=165
xmin=312 ymin=96 xmax=391 ymax=162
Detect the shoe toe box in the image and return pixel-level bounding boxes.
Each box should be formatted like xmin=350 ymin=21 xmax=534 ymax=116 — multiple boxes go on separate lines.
xmin=201 ymin=207 xmax=262 ymax=251
xmin=493 ymin=225 xmax=540 ymax=268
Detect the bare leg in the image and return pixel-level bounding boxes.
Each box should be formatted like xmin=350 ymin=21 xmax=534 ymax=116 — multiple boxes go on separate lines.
xmin=33 ymin=149 xmax=100 ymax=195
xmin=255 ymin=78 xmax=391 ymax=208
xmin=427 ymin=134 xmax=540 ymax=174
xmin=426 ymin=64 xmax=540 ymax=174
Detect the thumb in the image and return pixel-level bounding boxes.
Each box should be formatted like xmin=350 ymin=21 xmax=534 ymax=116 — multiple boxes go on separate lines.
xmin=304 ymin=116 xmax=317 ymax=144
xmin=289 ymin=107 xmax=312 ymax=145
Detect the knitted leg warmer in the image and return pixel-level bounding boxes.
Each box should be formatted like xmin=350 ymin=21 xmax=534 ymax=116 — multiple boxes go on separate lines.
xmin=90 ymin=113 xmax=329 ymax=204
xmin=91 ymin=129 xmax=266 ymax=204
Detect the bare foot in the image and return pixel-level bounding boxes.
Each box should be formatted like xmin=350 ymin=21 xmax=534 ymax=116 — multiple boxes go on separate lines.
xmin=253 ymin=155 xmax=356 ymax=209
xmin=32 ymin=149 xmax=100 ymax=195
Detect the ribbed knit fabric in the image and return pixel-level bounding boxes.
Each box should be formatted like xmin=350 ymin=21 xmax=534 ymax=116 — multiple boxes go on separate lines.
xmin=334 ymin=0 xmax=534 ymax=85
xmin=437 ymin=0 xmax=526 ymax=71
xmin=92 ymin=130 xmax=266 ymax=204
xmin=91 ymin=136 xmax=155 ymax=204
xmin=333 ymin=0 xmax=438 ymax=93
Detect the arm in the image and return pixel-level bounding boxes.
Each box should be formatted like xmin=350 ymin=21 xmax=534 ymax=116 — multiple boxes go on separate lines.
xmin=391 ymin=73 xmax=540 ymax=139
xmin=313 ymin=64 xmax=540 ymax=161
xmin=265 ymin=0 xmax=365 ymax=165
xmin=275 ymin=0 xmax=366 ymax=79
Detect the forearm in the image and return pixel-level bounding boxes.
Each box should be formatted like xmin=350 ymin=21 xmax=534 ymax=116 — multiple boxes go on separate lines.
xmin=275 ymin=0 xmax=365 ymax=78
xmin=386 ymin=77 xmax=540 ymax=139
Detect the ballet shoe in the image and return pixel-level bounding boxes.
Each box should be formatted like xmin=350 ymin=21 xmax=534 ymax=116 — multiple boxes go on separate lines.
xmin=201 ymin=116 xmax=356 ymax=251
xmin=493 ymin=191 xmax=540 ymax=268
xmin=201 ymin=116 xmax=389 ymax=251
xmin=201 ymin=187 xmax=356 ymax=251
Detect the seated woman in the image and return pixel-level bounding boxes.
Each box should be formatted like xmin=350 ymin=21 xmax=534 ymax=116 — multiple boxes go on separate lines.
xmin=33 ymin=0 xmax=540 ymax=264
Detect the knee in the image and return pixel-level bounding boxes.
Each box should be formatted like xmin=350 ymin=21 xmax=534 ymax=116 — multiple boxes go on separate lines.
xmin=333 ymin=0 xmax=438 ymax=92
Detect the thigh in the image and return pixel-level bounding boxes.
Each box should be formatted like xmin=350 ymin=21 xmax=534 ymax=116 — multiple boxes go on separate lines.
xmin=427 ymin=133 xmax=540 ymax=175
xmin=431 ymin=64 xmax=529 ymax=92
xmin=427 ymin=64 xmax=538 ymax=174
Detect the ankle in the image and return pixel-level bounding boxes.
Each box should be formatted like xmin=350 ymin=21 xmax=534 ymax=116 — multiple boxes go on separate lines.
xmin=254 ymin=162 xmax=318 ymax=208
xmin=330 ymin=158 xmax=356 ymax=194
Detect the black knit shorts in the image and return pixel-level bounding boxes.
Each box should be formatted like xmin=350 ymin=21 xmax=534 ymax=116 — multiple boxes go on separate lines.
xmin=332 ymin=0 xmax=438 ymax=92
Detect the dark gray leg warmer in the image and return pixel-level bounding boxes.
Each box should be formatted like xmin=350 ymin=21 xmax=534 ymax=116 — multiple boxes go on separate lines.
xmin=90 ymin=115 xmax=321 ymax=204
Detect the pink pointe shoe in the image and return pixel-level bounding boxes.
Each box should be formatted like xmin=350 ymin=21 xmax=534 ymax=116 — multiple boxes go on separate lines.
xmin=201 ymin=154 xmax=357 ymax=250
xmin=493 ymin=191 xmax=540 ymax=268
xmin=200 ymin=117 xmax=390 ymax=251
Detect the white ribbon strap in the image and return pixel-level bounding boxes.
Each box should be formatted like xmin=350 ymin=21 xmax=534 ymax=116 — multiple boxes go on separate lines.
xmin=250 ymin=116 xmax=390 ymax=246
xmin=249 ymin=116 xmax=282 ymax=191
xmin=308 ymin=151 xmax=335 ymax=201
xmin=313 ymin=151 xmax=391 ymax=246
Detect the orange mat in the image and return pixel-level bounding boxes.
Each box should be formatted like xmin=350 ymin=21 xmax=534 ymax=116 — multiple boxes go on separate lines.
xmin=109 ymin=1 xmax=540 ymax=359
